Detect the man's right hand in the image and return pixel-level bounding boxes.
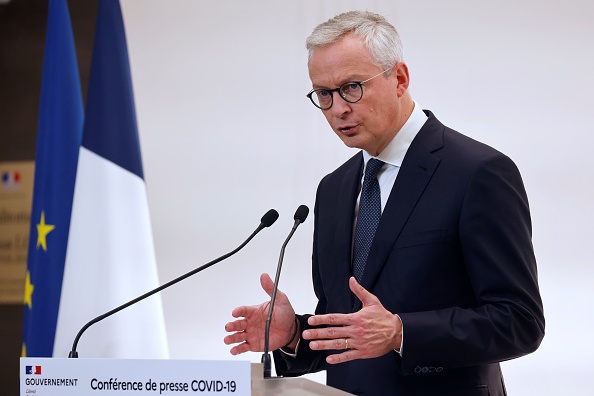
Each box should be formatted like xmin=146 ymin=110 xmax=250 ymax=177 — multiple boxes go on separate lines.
xmin=224 ymin=273 xmax=298 ymax=355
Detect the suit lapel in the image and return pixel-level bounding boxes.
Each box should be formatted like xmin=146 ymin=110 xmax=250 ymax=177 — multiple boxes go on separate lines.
xmin=353 ymin=112 xmax=444 ymax=311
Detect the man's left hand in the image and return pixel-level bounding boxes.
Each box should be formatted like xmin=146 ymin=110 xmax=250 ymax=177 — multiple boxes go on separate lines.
xmin=303 ymin=277 xmax=403 ymax=364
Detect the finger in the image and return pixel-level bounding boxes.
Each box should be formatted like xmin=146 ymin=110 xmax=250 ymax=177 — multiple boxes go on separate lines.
xmin=307 ymin=312 xmax=350 ymax=327
xmin=224 ymin=318 xmax=246 ymax=332
xmin=223 ymin=331 xmax=246 ymax=346
xmin=302 ymin=323 xmax=348 ymax=341
xmin=260 ymin=274 xmax=286 ymax=302
xmin=229 ymin=342 xmax=251 ymax=356
xmin=349 ymin=277 xmax=380 ymax=307
xmin=260 ymin=272 xmax=288 ymax=302
xmin=232 ymin=303 xmax=262 ymax=318
xmin=260 ymin=273 xmax=275 ymax=296
xmin=309 ymin=337 xmax=350 ymax=351
xmin=326 ymin=349 xmax=362 ymax=365
xmin=231 ymin=306 xmax=248 ymax=319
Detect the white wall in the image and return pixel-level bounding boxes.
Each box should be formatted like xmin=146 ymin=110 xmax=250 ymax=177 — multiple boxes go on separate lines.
xmin=121 ymin=1 xmax=594 ymax=394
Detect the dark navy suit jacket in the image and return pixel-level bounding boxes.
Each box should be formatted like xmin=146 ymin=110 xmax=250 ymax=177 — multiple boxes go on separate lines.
xmin=274 ymin=111 xmax=545 ymax=395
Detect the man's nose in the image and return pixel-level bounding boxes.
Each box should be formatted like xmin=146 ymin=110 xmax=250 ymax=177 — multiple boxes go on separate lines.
xmin=329 ymin=93 xmax=351 ymax=117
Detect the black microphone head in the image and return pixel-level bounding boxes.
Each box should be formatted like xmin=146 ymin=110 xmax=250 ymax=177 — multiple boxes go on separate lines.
xmin=294 ymin=205 xmax=309 ymax=223
xmin=261 ymin=209 xmax=279 ymax=227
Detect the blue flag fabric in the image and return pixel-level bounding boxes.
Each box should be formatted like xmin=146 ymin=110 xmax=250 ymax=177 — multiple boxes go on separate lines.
xmin=22 ymin=0 xmax=83 ymax=357
xmin=82 ymin=0 xmax=143 ymax=179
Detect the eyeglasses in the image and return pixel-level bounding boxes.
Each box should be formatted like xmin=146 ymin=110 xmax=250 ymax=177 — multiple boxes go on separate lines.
xmin=306 ymin=67 xmax=393 ymax=110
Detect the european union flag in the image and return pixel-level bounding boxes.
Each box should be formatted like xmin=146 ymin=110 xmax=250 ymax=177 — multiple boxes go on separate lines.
xmin=21 ymin=0 xmax=83 ymax=357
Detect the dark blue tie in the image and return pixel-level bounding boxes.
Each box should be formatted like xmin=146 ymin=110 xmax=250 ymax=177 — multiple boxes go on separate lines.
xmin=352 ymin=158 xmax=384 ymax=282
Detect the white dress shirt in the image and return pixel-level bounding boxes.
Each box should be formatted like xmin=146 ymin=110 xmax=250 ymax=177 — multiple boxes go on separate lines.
xmin=357 ymin=102 xmax=428 ymax=215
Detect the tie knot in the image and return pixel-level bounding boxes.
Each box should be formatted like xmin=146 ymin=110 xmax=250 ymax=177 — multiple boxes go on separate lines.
xmin=364 ymin=158 xmax=384 ymax=180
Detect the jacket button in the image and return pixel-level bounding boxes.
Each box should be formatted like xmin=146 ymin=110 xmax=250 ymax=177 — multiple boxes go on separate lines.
xmin=414 ymin=366 xmax=422 ymax=374
xmin=436 ymin=367 xmax=444 ymax=372
xmin=421 ymin=367 xmax=429 ymax=373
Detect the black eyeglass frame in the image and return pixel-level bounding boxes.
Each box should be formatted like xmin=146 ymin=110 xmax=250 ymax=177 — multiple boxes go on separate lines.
xmin=306 ymin=67 xmax=393 ymax=110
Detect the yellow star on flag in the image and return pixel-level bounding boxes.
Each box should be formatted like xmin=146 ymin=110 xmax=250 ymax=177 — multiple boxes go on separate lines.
xmin=24 ymin=270 xmax=34 ymax=310
xmin=22 ymin=343 xmax=27 ymax=358
xmin=36 ymin=211 xmax=55 ymax=251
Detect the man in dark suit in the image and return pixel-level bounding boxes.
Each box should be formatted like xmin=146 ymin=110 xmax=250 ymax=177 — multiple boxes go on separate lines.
xmin=224 ymin=10 xmax=544 ymax=395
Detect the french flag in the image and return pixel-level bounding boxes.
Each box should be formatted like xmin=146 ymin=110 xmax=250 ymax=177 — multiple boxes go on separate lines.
xmin=51 ymin=0 xmax=168 ymax=358
xmin=26 ymin=366 xmax=42 ymax=375
xmin=1 ymin=171 xmax=21 ymax=189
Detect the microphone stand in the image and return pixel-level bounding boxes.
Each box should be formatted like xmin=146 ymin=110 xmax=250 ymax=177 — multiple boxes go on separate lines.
xmin=69 ymin=209 xmax=279 ymax=358
xmin=261 ymin=205 xmax=308 ymax=378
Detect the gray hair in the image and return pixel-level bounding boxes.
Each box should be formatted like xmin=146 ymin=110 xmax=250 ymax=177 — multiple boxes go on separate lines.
xmin=306 ymin=11 xmax=404 ymax=70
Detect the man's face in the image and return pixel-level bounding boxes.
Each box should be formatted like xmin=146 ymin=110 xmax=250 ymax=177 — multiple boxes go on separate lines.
xmin=308 ymin=33 xmax=409 ymax=156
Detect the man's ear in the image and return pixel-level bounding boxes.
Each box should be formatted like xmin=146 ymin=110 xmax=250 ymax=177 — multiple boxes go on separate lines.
xmin=394 ymin=62 xmax=410 ymax=97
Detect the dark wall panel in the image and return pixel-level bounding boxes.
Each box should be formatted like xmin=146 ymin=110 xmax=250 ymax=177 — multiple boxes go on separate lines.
xmin=0 ymin=0 xmax=97 ymax=393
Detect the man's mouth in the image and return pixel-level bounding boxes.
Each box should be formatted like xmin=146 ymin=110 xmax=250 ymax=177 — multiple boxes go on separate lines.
xmin=337 ymin=124 xmax=358 ymax=135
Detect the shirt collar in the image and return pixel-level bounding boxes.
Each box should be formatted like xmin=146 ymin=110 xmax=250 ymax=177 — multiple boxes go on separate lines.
xmin=362 ymin=101 xmax=428 ymax=167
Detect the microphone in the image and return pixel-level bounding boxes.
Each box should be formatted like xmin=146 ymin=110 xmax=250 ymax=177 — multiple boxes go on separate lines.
xmin=261 ymin=205 xmax=309 ymax=378
xmin=68 ymin=209 xmax=279 ymax=358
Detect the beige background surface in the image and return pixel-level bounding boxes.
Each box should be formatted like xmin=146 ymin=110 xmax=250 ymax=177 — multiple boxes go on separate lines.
xmin=0 ymin=161 xmax=33 ymax=304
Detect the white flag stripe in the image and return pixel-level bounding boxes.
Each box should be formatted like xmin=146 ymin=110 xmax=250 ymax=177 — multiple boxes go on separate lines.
xmin=53 ymin=147 xmax=168 ymax=358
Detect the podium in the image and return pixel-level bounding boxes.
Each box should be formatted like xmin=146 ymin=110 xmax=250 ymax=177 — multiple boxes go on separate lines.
xmin=250 ymin=363 xmax=351 ymax=395
xmin=20 ymin=358 xmax=352 ymax=395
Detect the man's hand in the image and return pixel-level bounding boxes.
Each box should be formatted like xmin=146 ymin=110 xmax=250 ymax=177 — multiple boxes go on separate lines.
xmin=303 ymin=277 xmax=402 ymax=364
xmin=224 ymin=273 xmax=297 ymax=355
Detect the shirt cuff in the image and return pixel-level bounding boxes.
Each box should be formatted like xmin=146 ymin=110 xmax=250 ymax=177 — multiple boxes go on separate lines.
xmin=394 ymin=314 xmax=403 ymax=356
xmin=279 ymin=339 xmax=301 ymax=357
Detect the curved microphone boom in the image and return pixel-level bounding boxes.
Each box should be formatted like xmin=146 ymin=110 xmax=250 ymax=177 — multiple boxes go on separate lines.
xmin=68 ymin=209 xmax=279 ymax=358
xmin=262 ymin=205 xmax=309 ymax=378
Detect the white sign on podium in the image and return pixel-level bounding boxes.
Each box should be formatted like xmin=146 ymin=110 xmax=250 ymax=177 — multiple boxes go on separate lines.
xmin=20 ymin=358 xmax=251 ymax=395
